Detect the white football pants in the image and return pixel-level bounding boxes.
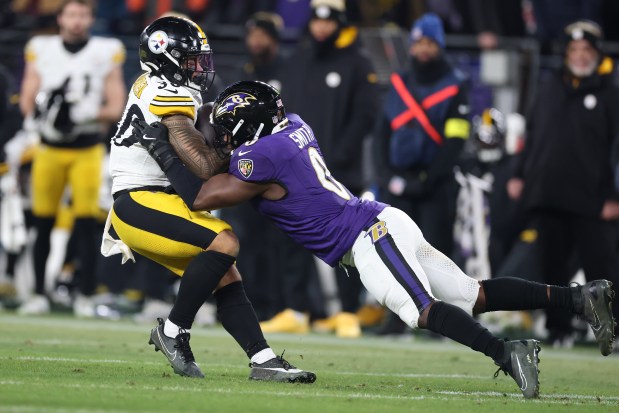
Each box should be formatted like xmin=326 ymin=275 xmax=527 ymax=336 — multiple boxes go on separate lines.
xmin=346 ymin=207 xmax=480 ymax=329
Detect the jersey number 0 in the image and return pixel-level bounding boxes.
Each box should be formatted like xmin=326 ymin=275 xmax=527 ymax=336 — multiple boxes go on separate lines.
xmin=308 ymin=147 xmax=351 ymax=200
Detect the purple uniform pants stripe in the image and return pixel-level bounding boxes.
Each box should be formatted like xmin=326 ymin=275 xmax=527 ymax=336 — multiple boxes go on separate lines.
xmin=375 ymin=233 xmax=433 ymax=312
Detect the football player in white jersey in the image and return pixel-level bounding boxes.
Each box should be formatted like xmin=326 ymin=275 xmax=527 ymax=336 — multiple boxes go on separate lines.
xmin=106 ymin=16 xmax=315 ymax=382
xmin=18 ymin=0 xmax=126 ymax=316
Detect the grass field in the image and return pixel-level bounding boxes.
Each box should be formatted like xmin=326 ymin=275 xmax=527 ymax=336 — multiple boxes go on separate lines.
xmin=0 ymin=314 xmax=618 ymax=413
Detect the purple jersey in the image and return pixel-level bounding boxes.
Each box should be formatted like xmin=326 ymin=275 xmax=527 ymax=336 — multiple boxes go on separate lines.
xmin=229 ymin=113 xmax=387 ymax=266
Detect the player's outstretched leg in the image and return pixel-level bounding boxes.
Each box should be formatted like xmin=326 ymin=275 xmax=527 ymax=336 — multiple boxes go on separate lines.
xmin=149 ymin=317 xmax=204 ymax=378
xmin=479 ymin=277 xmax=616 ymax=356
xmin=494 ymin=339 xmax=541 ymax=399
xmin=249 ymin=352 xmax=317 ymax=383
xmin=571 ymin=280 xmax=616 ymax=355
xmin=419 ymin=301 xmax=541 ymax=399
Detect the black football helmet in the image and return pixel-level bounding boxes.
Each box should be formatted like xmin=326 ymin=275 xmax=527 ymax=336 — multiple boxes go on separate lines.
xmin=139 ymin=16 xmax=214 ymax=92
xmin=472 ymin=108 xmax=506 ymax=163
xmin=210 ymin=80 xmax=286 ymax=153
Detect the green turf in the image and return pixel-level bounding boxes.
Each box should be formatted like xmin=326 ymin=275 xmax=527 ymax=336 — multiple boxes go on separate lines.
xmin=0 ymin=314 xmax=617 ymax=413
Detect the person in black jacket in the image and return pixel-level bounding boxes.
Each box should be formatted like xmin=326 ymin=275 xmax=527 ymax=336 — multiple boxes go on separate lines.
xmin=274 ymin=0 xmax=380 ymax=337
xmin=507 ymin=20 xmax=619 ymax=346
xmin=220 ymin=12 xmax=323 ymax=325
xmin=373 ymin=12 xmax=470 ymax=335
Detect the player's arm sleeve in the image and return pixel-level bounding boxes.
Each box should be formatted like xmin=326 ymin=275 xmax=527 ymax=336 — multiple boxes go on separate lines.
xmin=331 ymin=56 xmax=380 ymax=167
xmin=422 ymin=84 xmax=470 ymax=188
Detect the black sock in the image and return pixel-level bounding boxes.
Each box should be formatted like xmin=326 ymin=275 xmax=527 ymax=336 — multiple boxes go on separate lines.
xmin=549 ymin=286 xmax=576 ymax=312
xmin=426 ymin=301 xmax=505 ymax=362
xmin=168 ymin=251 xmax=236 ymax=329
xmin=214 ymin=281 xmax=269 ymax=359
xmin=482 ymin=277 xmax=574 ymax=312
xmin=33 ymin=217 xmax=55 ymax=295
xmin=6 ymin=252 xmax=20 ymax=279
xmin=482 ymin=277 xmax=547 ymax=311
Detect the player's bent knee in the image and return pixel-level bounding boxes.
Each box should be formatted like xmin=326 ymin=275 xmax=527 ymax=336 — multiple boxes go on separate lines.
xmin=214 ymin=265 xmax=242 ymax=291
xmin=208 ymin=230 xmax=240 ymax=257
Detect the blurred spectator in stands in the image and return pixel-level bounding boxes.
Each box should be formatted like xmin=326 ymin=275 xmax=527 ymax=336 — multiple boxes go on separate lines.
xmin=269 ymin=0 xmax=380 ymax=338
xmin=18 ymin=0 xmax=126 ymax=316
xmin=454 ymin=108 xmax=522 ymax=276
xmin=531 ymin=0 xmax=603 ymax=51
xmin=224 ymin=12 xmax=286 ymax=86
xmin=468 ymin=0 xmax=526 ymax=50
xmin=507 ymin=20 xmax=619 ymax=346
xmin=373 ymin=12 xmax=470 ymax=334
xmin=218 ymin=12 xmax=300 ymax=322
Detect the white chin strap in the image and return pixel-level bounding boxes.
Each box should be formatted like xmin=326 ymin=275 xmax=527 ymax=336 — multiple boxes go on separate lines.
xmin=231 ymin=119 xmax=245 ymax=136
xmin=162 ymin=49 xmax=180 ymax=67
xmin=253 ymin=123 xmax=264 ymax=140
xmin=272 ymin=118 xmax=289 ymax=134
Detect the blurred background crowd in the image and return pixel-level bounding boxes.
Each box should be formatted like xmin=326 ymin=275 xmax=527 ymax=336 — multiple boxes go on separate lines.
xmin=0 ymin=0 xmax=618 ymax=351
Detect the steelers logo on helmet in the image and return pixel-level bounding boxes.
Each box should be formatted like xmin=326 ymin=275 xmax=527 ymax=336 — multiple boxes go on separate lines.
xmin=148 ymin=30 xmax=169 ymax=54
xmin=215 ymin=93 xmax=257 ymax=118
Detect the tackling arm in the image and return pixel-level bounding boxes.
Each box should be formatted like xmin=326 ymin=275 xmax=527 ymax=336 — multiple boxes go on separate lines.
xmin=162 ymin=114 xmax=229 ymax=180
xmin=131 ymin=118 xmax=276 ymax=210
xmin=191 ymin=173 xmax=271 ymax=210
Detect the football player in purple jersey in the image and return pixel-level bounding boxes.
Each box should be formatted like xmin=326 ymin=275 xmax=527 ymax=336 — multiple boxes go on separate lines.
xmin=131 ymin=81 xmax=615 ymax=399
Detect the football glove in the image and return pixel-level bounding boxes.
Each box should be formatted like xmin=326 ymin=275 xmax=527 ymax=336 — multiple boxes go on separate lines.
xmin=130 ymin=118 xmax=179 ymax=172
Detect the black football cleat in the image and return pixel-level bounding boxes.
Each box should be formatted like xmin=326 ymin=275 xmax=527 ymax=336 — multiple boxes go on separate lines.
xmin=148 ymin=318 xmax=204 ymax=378
xmin=572 ymin=280 xmax=616 ymax=356
xmin=494 ymin=339 xmax=541 ymax=399
xmin=249 ymin=353 xmax=316 ymax=383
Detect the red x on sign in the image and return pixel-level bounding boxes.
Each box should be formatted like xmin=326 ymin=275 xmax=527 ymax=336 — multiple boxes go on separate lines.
xmin=390 ymin=73 xmax=459 ymax=146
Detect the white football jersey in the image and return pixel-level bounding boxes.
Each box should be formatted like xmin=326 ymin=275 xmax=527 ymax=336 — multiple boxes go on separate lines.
xmin=110 ymin=73 xmax=202 ymax=194
xmin=26 ymin=35 xmax=125 ymax=135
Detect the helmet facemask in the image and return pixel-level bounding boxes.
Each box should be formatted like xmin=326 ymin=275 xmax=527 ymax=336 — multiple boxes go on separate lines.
xmin=178 ymin=50 xmax=215 ymax=92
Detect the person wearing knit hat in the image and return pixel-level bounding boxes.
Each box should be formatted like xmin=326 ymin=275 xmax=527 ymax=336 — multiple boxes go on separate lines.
xmin=410 ymin=12 xmax=445 ymax=49
xmin=240 ymin=12 xmax=285 ymax=87
xmin=263 ymin=0 xmax=380 ymax=338
xmin=310 ymin=0 xmax=347 ymax=26
xmin=507 ymin=19 xmax=619 ymax=348
xmin=563 ymin=20 xmax=603 ymax=78
xmin=373 ymin=12 xmax=471 ymax=335
xmin=218 ymin=11 xmax=291 ymax=324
